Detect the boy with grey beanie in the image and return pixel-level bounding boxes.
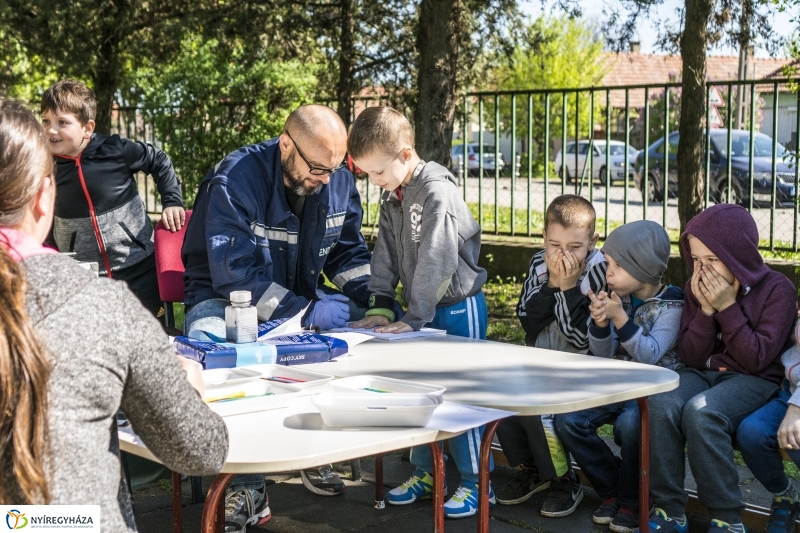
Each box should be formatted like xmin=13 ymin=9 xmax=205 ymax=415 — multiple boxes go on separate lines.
xmin=553 ymin=220 xmax=684 ymax=533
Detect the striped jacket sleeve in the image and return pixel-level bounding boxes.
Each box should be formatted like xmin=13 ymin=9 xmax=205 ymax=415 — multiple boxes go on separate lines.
xmin=553 ymin=259 xmax=608 ymax=351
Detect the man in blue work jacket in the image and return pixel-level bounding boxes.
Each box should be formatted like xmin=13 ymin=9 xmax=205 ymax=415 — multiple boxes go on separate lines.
xmin=182 ymin=105 xmax=373 ymax=531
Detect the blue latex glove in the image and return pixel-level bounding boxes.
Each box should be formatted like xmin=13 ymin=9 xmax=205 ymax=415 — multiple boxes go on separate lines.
xmin=306 ymin=294 xmax=350 ymax=330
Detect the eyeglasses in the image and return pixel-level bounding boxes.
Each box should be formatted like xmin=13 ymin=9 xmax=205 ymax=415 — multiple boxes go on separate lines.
xmin=284 ymin=130 xmax=346 ymax=176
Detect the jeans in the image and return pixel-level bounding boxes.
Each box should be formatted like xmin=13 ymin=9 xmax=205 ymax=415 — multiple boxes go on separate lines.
xmin=554 ymin=400 xmax=640 ymax=509
xmin=648 ymin=368 xmax=779 ymax=524
xmin=736 ymin=382 xmax=800 ymax=493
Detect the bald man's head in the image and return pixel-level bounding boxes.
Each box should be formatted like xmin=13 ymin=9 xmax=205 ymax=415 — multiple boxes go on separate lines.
xmin=279 ymin=105 xmax=348 ymax=195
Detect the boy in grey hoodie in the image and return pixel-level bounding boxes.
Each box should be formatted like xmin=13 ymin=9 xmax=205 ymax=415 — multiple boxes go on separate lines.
xmin=348 ymin=106 xmax=491 ymax=519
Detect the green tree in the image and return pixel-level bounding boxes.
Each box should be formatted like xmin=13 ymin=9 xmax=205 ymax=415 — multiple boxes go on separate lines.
xmin=136 ymin=35 xmax=319 ymax=205
xmin=479 ymin=14 xmax=606 ymax=176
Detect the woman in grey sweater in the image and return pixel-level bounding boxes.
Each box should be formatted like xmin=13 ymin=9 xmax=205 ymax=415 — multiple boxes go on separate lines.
xmin=0 ymin=100 xmax=229 ymax=531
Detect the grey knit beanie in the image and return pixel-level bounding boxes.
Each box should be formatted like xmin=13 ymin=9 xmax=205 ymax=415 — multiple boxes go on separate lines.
xmin=602 ymin=220 xmax=670 ymax=285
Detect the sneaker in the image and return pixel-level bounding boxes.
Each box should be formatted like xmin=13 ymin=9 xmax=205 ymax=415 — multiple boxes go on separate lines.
xmin=386 ymin=471 xmax=442 ymax=505
xmin=300 ymin=464 xmax=345 ymax=496
xmin=707 ymin=519 xmax=746 ymax=532
xmin=540 ymin=472 xmax=584 ymax=518
xmin=637 ymin=508 xmax=689 ymax=533
xmin=496 ymin=466 xmax=551 ymax=505
xmin=610 ymin=507 xmax=639 ymax=533
xmin=593 ymin=497 xmax=620 ymax=525
xmin=766 ymin=495 xmax=800 ymax=533
xmin=224 ymin=487 xmax=271 ymax=532
xmin=443 ymin=483 xmax=496 ymax=519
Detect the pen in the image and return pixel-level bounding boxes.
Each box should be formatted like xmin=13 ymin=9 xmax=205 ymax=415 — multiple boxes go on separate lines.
xmin=360 ymin=387 xmax=391 ymax=393
xmin=262 ymin=376 xmax=306 ymax=383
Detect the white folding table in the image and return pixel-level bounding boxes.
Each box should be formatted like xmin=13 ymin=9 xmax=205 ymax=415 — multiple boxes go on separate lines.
xmin=313 ymin=335 xmax=680 ymax=533
xmin=119 ymin=395 xmax=463 ymax=533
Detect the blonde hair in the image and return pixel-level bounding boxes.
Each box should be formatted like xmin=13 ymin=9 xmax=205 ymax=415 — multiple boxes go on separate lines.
xmin=0 ymin=99 xmax=53 ymax=504
xmin=347 ymin=107 xmax=414 ymax=159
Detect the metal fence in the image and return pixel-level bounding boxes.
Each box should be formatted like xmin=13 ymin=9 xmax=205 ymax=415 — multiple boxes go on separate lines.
xmin=437 ymin=78 xmax=800 ymax=251
xmin=116 ymin=79 xmax=800 ymax=251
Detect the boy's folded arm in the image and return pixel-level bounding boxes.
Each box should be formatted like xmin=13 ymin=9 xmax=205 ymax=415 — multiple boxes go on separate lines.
xmin=619 ymin=304 xmax=682 ymax=365
xmin=122 ymin=138 xmax=183 ymax=208
xmin=554 ymin=287 xmax=592 ymax=350
xmin=588 ymin=323 xmax=615 ymax=357
xmin=715 ymin=282 xmax=797 ymax=374
xmin=782 ymin=345 xmax=800 ymax=390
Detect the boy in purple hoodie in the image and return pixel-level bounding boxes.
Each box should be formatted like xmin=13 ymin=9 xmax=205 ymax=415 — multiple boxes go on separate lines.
xmin=642 ymin=204 xmax=796 ymax=533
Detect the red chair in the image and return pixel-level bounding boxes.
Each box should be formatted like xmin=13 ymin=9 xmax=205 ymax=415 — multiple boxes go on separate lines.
xmin=153 ymin=210 xmax=206 ymax=512
xmin=154 ymin=210 xmax=192 ymax=331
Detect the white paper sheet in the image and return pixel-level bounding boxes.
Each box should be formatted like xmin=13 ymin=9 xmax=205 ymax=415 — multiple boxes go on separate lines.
xmin=425 ymin=401 xmax=516 ymax=433
xmin=326 ymin=326 xmax=446 ymax=341
xmin=323 ymin=331 xmax=375 ymax=348
xmin=258 ymin=304 xmax=310 ymax=340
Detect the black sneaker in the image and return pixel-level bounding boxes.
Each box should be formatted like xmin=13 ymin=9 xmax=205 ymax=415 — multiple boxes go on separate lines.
xmin=610 ymin=506 xmax=639 ymax=533
xmin=300 ymin=464 xmax=346 ymax=496
xmin=496 ymin=466 xmax=551 ymax=505
xmin=540 ymin=471 xmax=583 ymax=518
xmin=224 ymin=486 xmax=271 ymax=532
xmin=593 ymin=497 xmax=620 ymax=524
xmin=766 ymin=495 xmax=800 ymax=533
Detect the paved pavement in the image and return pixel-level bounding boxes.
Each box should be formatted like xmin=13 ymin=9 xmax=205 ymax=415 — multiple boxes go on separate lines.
xmin=131 ymin=442 xmax=788 ymax=533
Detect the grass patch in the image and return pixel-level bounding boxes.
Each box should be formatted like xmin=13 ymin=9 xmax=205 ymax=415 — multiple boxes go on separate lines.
xmin=483 ymin=277 xmax=526 ymax=345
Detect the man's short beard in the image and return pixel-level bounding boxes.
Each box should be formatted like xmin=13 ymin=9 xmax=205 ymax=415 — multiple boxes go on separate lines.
xmin=282 ymin=149 xmax=322 ymax=196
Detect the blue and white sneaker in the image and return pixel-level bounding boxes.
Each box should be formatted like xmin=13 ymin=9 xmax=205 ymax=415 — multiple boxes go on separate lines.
xmin=386 ymin=471 xmax=444 ymax=505
xmin=443 ymin=483 xmax=496 ymax=519
xmin=635 ymin=508 xmax=689 ymax=533
xmin=708 ymin=519 xmax=746 ymax=533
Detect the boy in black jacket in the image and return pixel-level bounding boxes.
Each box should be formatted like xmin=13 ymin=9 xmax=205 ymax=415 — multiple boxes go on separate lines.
xmin=41 ymin=79 xmax=185 ymax=316
xmin=495 ymin=194 xmax=607 ymax=518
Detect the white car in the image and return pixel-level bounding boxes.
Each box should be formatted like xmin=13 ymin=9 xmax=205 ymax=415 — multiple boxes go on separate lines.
xmin=451 ymin=144 xmax=505 ymax=176
xmin=555 ymin=140 xmax=637 ymax=185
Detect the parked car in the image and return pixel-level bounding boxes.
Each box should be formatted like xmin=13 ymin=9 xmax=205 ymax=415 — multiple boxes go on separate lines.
xmin=554 ymin=140 xmax=637 ymax=185
xmin=451 ymin=143 xmax=505 ymax=176
xmin=633 ymin=130 xmax=796 ymax=205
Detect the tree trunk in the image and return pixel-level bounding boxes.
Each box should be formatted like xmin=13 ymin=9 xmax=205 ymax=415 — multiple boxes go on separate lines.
xmin=677 ymin=0 xmax=713 ymax=277
xmin=414 ymin=0 xmax=462 ymax=167
xmin=93 ymin=28 xmax=120 ymax=136
xmin=337 ymin=0 xmax=355 ymax=128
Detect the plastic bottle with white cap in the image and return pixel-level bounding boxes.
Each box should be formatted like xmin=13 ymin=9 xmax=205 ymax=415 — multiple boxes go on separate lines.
xmin=225 ymin=291 xmax=258 ymax=343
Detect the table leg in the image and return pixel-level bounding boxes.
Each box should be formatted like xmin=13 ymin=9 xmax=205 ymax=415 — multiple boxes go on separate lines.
xmin=637 ymin=397 xmax=650 ymax=533
xmin=477 ymin=420 xmax=501 ymax=533
xmin=201 ymin=473 xmax=233 ymax=533
xmin=171 ymin=471 xmax=182 ymax=533
xmin=375 ymin=453 xmax=385 ymax=509
xmin=428 ymin=442 xmax=445 ymax=533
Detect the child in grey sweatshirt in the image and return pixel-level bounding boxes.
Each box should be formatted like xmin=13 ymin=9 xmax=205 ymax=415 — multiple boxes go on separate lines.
xmin=347 ymin=106 xmax=491 ymax=519
xmin=554 ymin=220 xmax=683 ymax=533
xmin=736 ymin=321 xmax=800 ymax=532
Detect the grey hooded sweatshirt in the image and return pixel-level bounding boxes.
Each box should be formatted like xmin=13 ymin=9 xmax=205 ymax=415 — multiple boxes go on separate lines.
xmin=368 ymin=161 xmax=487 ymax=330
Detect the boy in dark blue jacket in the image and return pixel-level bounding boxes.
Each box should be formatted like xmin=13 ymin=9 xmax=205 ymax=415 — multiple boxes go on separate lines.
xmin=41 ymin=79 xmax=185 ymax=316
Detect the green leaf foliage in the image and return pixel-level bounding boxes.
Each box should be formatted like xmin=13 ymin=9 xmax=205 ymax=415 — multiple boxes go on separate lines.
xmin=136 ymin=35 xmax=319 ymax=206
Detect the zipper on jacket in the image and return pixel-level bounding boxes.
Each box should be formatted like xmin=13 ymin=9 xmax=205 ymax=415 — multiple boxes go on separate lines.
xmin=58 ymin=154 xmax=113 ymax=277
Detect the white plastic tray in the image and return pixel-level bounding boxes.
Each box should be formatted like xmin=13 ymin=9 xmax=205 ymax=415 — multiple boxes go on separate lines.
xmin=239 ymin=364 xmax=335 ymax=396
xmin=327 ymin=375 xmax=446 ymax=398
xmin=201 ymin=367 xmax=262 ymax=387
xmin=311 ymin=391 xmax=439 ymax=427
xmin=204 ymin=380 xmax=299 ymax=417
